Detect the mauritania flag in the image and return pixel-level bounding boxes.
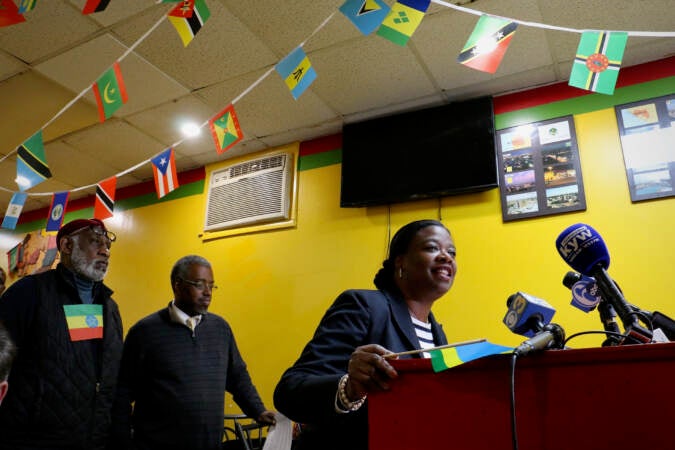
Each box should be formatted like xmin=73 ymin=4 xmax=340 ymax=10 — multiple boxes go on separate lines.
xmin=376 ymin=0 xmax=430 ymax=46
xmin=2 ymin=192 xmax=28 ymax=230
xmin=151 ymin=148 xmax=179 ymax=199
xmin=339 ymin=0 xmax=390 ymax=36
xmin=82 ymin=0 xmax=110 ymax=15
xmin=18 ymin=0 xmax=38 ymax=14
xmin=92 ymin=62 xmax=128 ymax=122
xmin=46 ymin=191 xmax=70 ymax=232
xmin=63 ymin=304 xmax=103 ymax=341
xmin=276 ymin=46 xmax=317 ymax=100
xmin=168 ymin=0 xmax=210 ymax=47
xmin=16 ymin=130 xmax=52 ymax=191
xmin=568 ymin=31 xmax=628 ymax=95
xmin=430 ymin=340 xmax=513 ymax=372
xmin=94 ymin=176 xmax=116 ymax=220
xmin=209 ymin=104 xmax=243 ymax=154
xmin=457 ymin=15 xmax=518 ymax=74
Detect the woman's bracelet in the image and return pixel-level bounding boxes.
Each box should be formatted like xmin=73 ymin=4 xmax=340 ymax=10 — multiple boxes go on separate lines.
xmin=336 ymin=374 xmax=366 ymax=412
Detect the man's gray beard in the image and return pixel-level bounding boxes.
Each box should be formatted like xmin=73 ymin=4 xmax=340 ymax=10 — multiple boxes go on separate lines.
xmin=70 ymin=238 xmax=108 ymax=282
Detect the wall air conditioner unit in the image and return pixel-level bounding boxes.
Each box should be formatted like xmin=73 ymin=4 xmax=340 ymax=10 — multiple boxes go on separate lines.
xmin=204 ymin=151 xmax=294 ymax=231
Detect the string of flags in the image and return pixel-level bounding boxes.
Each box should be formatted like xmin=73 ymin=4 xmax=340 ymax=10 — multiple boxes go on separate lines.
xmin=1 ymin=0 xmax=673 ymax=232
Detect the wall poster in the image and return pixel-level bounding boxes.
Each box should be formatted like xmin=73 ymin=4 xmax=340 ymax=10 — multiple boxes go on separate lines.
xmin=496 ymin=116 xmax=586 ymax=221
xmin=614 ymin=94 xmax=675 ymax=202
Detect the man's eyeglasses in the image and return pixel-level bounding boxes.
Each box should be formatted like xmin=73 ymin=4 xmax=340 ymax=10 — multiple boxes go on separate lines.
xmin=70 ymin=226 xmax=117 ymax=248
xmin=179 ymin=277 xmax=218 ymax=291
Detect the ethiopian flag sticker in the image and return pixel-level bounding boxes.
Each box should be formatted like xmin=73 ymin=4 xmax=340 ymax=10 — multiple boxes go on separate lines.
xmin=64 ymin=304 xmax=103 ymax=341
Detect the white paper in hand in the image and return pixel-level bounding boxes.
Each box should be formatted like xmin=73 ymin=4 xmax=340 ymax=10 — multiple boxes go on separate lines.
xmin=262 ymin=412 xmax=292 ymax=450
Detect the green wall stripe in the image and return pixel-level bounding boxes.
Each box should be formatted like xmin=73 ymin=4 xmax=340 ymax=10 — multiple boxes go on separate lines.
xmin=298 ymin=148 xmax=342 ymax=171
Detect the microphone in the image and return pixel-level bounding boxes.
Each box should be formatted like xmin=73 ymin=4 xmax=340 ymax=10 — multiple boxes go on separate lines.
xmin=503 ymin=291 xmax=556 ymax=337
xmin=556 ymin=223 xmax=652 ymax=344
xmin=514 ymin=323 xmax=566 ymax=356
xmin=562 ymin=271 xmax=601 ymax=312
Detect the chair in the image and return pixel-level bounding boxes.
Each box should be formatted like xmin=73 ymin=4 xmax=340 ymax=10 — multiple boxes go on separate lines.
xmin=223 ymin=414 xmax=268 ymax=450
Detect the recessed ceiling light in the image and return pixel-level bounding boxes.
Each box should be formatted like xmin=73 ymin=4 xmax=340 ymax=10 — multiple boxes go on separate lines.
xmin=181 ymin=122 xmax=201 ymax=138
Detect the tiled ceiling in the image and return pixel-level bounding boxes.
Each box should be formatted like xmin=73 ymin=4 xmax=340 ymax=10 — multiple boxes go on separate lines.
xmin=0 ymin=0 xmax=673 ymax=214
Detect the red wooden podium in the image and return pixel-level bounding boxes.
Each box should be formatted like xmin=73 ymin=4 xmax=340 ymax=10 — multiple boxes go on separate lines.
xmin=368 ymin=342 xmax=675 ymax=450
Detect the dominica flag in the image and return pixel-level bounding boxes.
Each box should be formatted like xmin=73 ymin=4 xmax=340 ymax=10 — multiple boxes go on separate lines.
xmin=63 ymin=304 xmax=103 ymax=341
xmin=209 ymin=104 xmax=243 ymax=154
xmin=1 ymin=192 xmax=28 ymax=230
xmin=18 ymin=0 xmax=37 ymax=14
xmin=430 ymin=340 xmax=513 ymax=372
xmin=276 ymin=46 xmax=317 ymax=100
xmin=16 ymin=130 xmax=52 ymax=191
xmin=457 ymin=15 xmax=518 ymax=74
xmin=94 ymin=176 xmax=116 ymax=220
xmin=151 ymin=148 xmax=179 ymax=199
xmin=82 ymin=0 xmax=110 ymax=15
xmin=167 ymin=0 xmax=210 ymax=47
xmin=92 ymin=62 xmax=128 ymax=122
xmin=568 ymin=31 xmax=628 ymax=95
xmin=376 ymin=0 xmax=430 ymax=46
xmin=0 ymin=0 xmax=26 ymax=27
xmin=339 ymin=0 xmax=390 ymax=36
xmin=46 ymin=191 xmax=70 ymax=232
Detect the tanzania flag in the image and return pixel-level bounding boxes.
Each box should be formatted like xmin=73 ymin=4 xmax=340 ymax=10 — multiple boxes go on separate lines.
xmin=16 ymin=130 xmax=52 ymax=191
xmin=0 ymin=0 xmax=25 ymax=27
xmin=2 ymin=192 xmax=28 ymax=230
xmin=94 ymin=176 xmax=116 ymax=220
xmin=430 ymin=341 xmax=513 ymax=372
xmin=276 ymin=46 xmax=317 ymax=100
xmin=63 ymin=304 xmax=103 ymax=341
xmin=18 ymin=0 xmax=37 ymax=14
xmin=457 ymin=15 xmax=518 ymax=74
xmin=7 ymin=243 xmax=21 ymax=271
xmin=209 ymin=104 xmax=243 ymax=154
xmin=167 ymin=0 xmax=210 ymax=47
xmin=46 ymin=191 xmax=70 ymax=232
xmin=92 ymin=62 xmax=128 ymax=122
xmin=82 ymin=0 xmax=110 ymax=14
xmin=568 ymin=31 xmax=628 ymax=95
xmin=151 ymin=148 xmax=179 ymax=199
xmin=376 ymin=0 xmax=429 ymax=46
xmin=339 ymin=0 xmax=390 ymax=36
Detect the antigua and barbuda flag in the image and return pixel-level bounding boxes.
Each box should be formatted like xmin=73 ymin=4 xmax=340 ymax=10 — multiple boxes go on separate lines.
xmin=151 ymin=148 xmax=179 ymax=199
xmin=16 ymin=130 xmax=52 ymax=191
xmin=46 ymin=191 xmax=70 ymax=232
xmin=82 ymin=0 xmax=110 ymax=14
xmin=168 ymin=0 xmax=210 ymax=47
xmin=92 ymin=62 xmax=128 ymax=122
xmin=430 ymin=340 xmax=513 ymax=372
xmin=63 ymin=304 xmax=103 ymax=341
xmin=18 ymin=0 xmax=37 ymax=14
xmin=339 ymin=0 xmax=390 ymax=36
xmin=2 ymin=192 xmax=28 ymax=230
xmin=94 ymin=176 xmax=116 ymax=220
xmin=457 ymin=15 xmax=518 ymax=74
xmin=376 ymin=0 xmax=430 ymax=46
xmin=568 ymin=31 xmax=628 ymax=95
xmin=276 ymin=46 xmax=317 ymax=100
xmin=208 ymin=104 xmax=243 ymax=154
xmin=0 ymin=0 xmax=26 ymax=27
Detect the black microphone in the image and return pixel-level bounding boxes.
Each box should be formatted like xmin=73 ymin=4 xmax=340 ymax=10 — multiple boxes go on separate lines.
xmin=514 ymin=323 xmax=566 ymax=356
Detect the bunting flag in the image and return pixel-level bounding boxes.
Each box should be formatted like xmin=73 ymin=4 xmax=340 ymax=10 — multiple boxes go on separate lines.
xmin=2 ymin=192 xmax=28 ymax=230
xmin=208 ymin=104 xmax=243 ymax=154
xmin=339 ymin=0 xmax=390 ymax=36
xmin=457 ymin=15 xmax=518 ymax=74
xmin=167 ymin=0 xmax=210 ymax=47
xmin=16 ymin=130 xmax=51 ymax=191
xmin=7 ymin=243 xmax=21 ymax=272
xmin=46 ymin=191 xmax=70 ymax=232
xmin=63 ymin=304 xmax=103 ymax=341
xmin=568 ymin=31 xmax=628 ymax=95
xmin=376 ymin=0 xmax=430 ymax=46
xmin=168 ymin=0 xmax=194 ymax=18
xmin=17 ymin=0 xmax=37 ymax=14
xmin=92 ymin=62 xmax=128 ymax=122
xmin=151 ymin=148 xmax=179 ymax=199
xmin=94 ymin=176 xmax=116 ymax=220
xmin=430 ymin=340 xmax=513 ymax=372
xmin=82 ymin=0 xmax=110 ymax=15
xmin=276 ymin=46 xmax=317 ymax=100
xmin=0 ymin=0 xmax=26 ymax=27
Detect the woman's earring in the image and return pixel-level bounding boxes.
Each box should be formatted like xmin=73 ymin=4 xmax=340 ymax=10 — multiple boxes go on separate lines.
xmin=399 ymin=267 xmax=403 ymax=279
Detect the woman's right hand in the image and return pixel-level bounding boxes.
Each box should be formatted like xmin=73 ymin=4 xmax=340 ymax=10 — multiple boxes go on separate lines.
xmin=345 ymin=344 xmax=398 ymax=401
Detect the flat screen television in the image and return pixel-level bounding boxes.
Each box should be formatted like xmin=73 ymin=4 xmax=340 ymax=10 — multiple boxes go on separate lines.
xmin=340 ymin=96 xmax=498 ymax=207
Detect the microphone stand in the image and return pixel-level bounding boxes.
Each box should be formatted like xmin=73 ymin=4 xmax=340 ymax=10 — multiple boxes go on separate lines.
xmin=597 ymin=301 xmax=622 ymax=347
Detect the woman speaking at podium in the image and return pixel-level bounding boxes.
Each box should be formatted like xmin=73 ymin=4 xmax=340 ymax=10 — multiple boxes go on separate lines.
xmin=274 ymin=220 xmax=456 ymax=450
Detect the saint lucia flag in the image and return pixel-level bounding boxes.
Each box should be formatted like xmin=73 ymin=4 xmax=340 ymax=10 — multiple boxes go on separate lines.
xmin=568 ymin=31 xmax=628 ymax=95
xmin=339 ymin=0 xmax=390 ymax=36
xmin=94 ymin=177 xmax=116 ymax=220
xmin=209 ymin=104 xmax=243 ymax=154
xmin=376 ymin=0 xmax=430 ymax=46
xmin=2 ymin=192 xmax=28 ymax=230
xmin=430 ymin=340 xmax=513 ymax=372
xmin=151 ymin=148 xmax=179 ymax=199
xmin=46 ymin=191 xmax=70 ymax=232
xmin=16 ymin=130 xmax=52 ymax=191
xmin=457 ymin=15 xmax=518 ymax=74
xmin=276 ymin=46 xmax=317 ymax=100
xmin=63 ymin=304 xmax=103 ymax=341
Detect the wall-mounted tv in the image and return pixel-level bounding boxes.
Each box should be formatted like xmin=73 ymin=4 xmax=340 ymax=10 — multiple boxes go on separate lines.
xmin=340 ymin=96 xmax=498 ymax=207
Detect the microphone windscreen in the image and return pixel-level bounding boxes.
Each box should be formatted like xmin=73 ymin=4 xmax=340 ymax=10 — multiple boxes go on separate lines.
xmin=556 ymin=223 xmax=610 ymax=275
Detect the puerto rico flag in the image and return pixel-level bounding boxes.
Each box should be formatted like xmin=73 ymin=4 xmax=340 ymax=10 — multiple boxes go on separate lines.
xmin=151 ymin=148 xmax=179 ymax=199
